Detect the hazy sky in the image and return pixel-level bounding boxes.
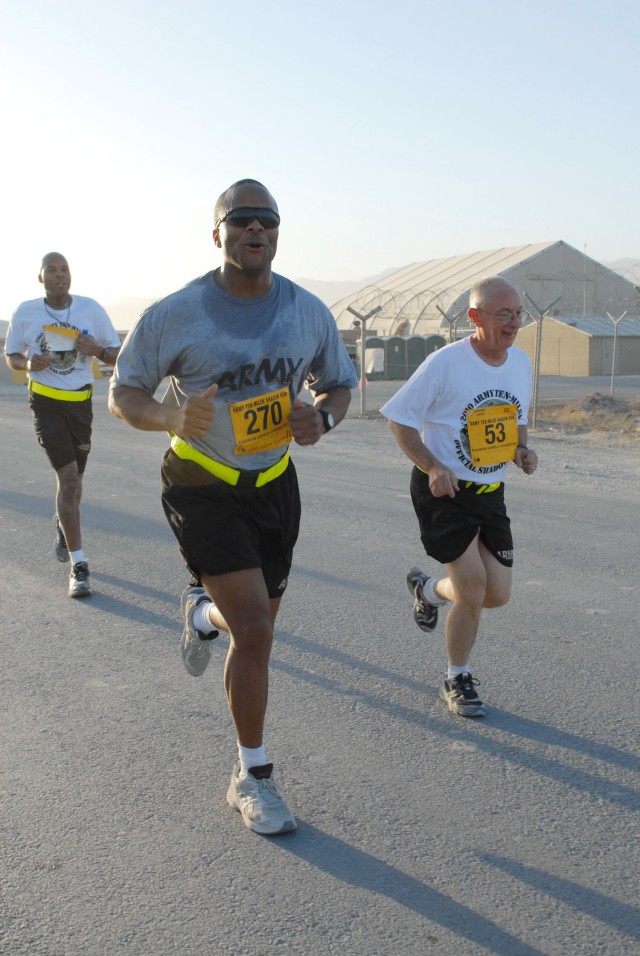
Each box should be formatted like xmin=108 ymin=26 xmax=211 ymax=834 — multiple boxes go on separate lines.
xmin=2 ymin=0 xmax=638 ymax=317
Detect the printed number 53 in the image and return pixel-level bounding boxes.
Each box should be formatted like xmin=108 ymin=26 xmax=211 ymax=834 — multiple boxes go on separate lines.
xmin=485 ymin=422 xmax=506 ymax=445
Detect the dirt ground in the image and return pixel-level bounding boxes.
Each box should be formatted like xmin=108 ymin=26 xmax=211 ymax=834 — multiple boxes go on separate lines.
xmin=362 ymin=391 xmax=640 ymax=446
xmin=535 ymin=392 xmax=640 ymax=444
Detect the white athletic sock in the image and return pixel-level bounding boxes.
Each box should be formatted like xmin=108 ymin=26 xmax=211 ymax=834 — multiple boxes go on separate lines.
xmin=447 ymin=664 xmax=470 ymax=681
xmin=70 ymin=550 xmax=85 ymax=565
xmin=238 ymin=743 xmax=268 ymax=778
xmin=423 ymin=577 xmax=447 ymax=606
xmin=192 ymin=600 xmax=217 ymax=635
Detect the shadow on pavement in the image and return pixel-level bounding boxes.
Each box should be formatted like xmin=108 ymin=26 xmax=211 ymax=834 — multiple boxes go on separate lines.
xmin=272 ymin=630 xmax=638 ymax=811
xmin=278 ymin=823 xmax=545 ymax=956
xmin=480 ymin=854 xmax=640 ymax=942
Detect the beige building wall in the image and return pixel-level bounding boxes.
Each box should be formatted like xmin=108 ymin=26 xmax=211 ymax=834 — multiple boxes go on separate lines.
xmin=516 ymin=320 xmax=640 ymax=376
xmin=516 ymin=321 xmax=591 ymax=375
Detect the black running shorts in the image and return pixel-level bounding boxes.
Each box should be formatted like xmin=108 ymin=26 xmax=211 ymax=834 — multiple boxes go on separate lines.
xmin=28 ymin=390 xmax=93 ymax=473
xmin=410 ymin=466 xmax=514 ymax=567
xmin=160 ymin=449 xmax=301 ymax=597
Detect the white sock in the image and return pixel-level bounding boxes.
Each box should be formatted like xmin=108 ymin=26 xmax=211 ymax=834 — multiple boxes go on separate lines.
xmin=192 ymin=600 xmax=217 ymax=635
xmin=70 ymin=550 xmax=85 ymax=565
xmin=238 ymin=743 xmax=268 ymax=778
xmin=423 ymin=577 xmax=446 ymax=606
xmin=447 ymin=664 xmax=470 ymax=681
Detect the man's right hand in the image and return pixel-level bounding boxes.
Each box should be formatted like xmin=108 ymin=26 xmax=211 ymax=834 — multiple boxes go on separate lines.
xmin=428 ymin=466 xmax=459 ymax=499
xmin=28 ymin=353 xmax=53 ymax=372
xmin=171 ymin=383 xmax=218 ymax=438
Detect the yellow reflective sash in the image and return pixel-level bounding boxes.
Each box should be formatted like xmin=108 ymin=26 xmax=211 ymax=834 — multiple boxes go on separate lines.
xmin=29 ymin=381 xmax=92 ymax=402
xmin=463 ymin=480 xmax=501 ymax=494
xmin=170 ymin=434 xmax=290 ymax=488
xmin=417 ymin=466 xmax=500 ymax=494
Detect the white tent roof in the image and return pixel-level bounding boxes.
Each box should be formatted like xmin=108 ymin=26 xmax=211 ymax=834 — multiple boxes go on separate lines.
xmin=331 ymin=241 xmax=640 ymax=336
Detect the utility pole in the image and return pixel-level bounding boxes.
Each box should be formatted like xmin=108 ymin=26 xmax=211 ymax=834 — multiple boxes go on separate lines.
xmin=524 ymin=293 xmax=561 ymax=428
xmin=347 ymin=305 xmax=381 ymax=414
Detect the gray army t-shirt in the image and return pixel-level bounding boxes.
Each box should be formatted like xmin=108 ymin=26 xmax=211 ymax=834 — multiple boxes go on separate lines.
xmin=112 ymin=271 xmax=358 ymax=471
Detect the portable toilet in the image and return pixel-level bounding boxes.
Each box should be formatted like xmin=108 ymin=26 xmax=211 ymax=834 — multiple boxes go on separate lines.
xmin=385 ymin=337 xmax=407 ymax=379
xmin=406 ymin=336 xmax=427 ymax=375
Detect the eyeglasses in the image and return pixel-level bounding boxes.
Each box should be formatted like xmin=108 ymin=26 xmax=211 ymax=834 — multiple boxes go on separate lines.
xmin=476 ymin=308 xmax=530 ymax=325
xmin=216 ymin=207 xmax=281 ymax=230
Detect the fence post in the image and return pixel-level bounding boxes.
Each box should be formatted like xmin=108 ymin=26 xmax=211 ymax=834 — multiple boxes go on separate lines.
xmin=524 ymin=294 xmax=562 ymax=428
xmin=436 ymin=305 xmax=467 ymax=343
xmin=606 ymin=311 xmax=628 ymax=397
xmin=347 ymin=305 xmax=381 ymax=414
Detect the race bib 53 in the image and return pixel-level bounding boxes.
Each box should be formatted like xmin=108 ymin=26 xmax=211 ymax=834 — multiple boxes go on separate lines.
xmin=466 ymin=404 xmax=518 ymax=466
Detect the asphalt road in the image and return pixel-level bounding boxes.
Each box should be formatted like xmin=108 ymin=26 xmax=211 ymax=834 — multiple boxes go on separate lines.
xmin=1 ymin=386 xmax=638 ymax=956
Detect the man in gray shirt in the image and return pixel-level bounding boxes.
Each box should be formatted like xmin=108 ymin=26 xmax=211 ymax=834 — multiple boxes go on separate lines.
xmin=109 ymin=178 xmax=358 ymax=835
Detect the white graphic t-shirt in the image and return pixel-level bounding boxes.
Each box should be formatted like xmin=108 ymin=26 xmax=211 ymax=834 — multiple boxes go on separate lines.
xmin=380 ymin=336 xmax=532 ymax=483
xmin=5 ymin=296 xmax=120 ymax=391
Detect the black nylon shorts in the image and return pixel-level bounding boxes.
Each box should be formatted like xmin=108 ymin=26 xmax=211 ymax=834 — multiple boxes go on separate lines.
xmin=28 ymin=390 xmax=93 ymax=473
xmin=410 ymin=466 xmax=514 ymax=567
xmin=160 ymin=449 xmax=301 ymax=597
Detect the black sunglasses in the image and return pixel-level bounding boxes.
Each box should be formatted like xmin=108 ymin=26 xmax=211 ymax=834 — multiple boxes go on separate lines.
xmin=216 ymin=207 xmax=281 ymax=230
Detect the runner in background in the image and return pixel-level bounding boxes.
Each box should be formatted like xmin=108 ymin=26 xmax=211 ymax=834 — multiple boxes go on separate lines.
xmin=381 ymin=277 xmax=538 ymax=717
xmin=5 ymin=252 xmax=120 ymax=598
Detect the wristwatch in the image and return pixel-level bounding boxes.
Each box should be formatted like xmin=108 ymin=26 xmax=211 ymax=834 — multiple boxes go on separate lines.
xmin=99 ymin=348 xmax=109 ymax=363
xmin=318 ymin=409 xmax=335 ymax=433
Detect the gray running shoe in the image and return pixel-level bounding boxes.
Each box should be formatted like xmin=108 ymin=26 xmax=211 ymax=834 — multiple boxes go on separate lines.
xmin=226 ymin=761 xmax=297 ymax=835
xmin=69 ymin=561 xmax=91 ymax=599
xmin=439 ymin=673 xmax=486 ymax=717
xmin=406 ymin=566 xmax=439 ymax=632
xmin=53 ymin=516 xmax=68 ymax=563
xmin=180 ymin=586 xmax=218 ymax=677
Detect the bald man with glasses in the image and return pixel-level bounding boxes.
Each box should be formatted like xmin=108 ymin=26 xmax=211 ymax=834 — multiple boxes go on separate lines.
xmin=381 ymin=276 xmax=538 ymax=718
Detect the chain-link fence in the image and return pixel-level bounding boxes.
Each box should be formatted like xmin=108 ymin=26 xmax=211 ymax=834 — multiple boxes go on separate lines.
xmin=514 ymin=311 xmax=640 ymax=426
xmin=347 ymin=318 xmax=640 ymax=418
xmin=339 ymin=254 xmax=640 ymax=418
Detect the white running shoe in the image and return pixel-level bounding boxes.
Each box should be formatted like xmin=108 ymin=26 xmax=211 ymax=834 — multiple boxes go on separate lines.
xmin=68 ymin=561 xmax=91 ymax=598
xmin=180 ymin=586 xmax=218 ymax=677
xmin=226 ymin=761 xmax=297 ymax=835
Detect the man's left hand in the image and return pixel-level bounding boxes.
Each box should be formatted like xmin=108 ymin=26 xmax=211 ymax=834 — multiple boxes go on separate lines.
xmin=75 ymin=332 xmax=99 ymax=357
xmin=289 ymin=398 xmax=325 ymax=446
xmin=515 ymin=446 xmax=538 ymax=475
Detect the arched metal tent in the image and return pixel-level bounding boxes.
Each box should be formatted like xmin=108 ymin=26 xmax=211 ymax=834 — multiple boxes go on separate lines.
xmin=331 ymin=241 xmax=640 ymax=337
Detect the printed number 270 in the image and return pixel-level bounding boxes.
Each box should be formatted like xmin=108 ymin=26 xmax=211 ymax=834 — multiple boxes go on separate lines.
xmin=244 ymin=401 xmax=283 ymax=434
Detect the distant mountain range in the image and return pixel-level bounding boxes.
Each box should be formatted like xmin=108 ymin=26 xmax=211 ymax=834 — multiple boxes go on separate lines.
xmin=101 ymin=297 xmax=158 ymax=334
xmin=295 ymin=268 xmax=400 ymax=307
xmin=69 ymin=271 xmax=401 ymax=334
xmin=302 ymin=259 xmax=640 ymax=306
xmin=1 ymin=260 xmax=638 ymax=339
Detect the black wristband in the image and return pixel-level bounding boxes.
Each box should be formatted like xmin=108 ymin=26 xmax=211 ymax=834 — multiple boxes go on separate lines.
xmin=99 ymin=348 xmax=109 ymax=363
xmin=517 ymin=443 xmax=528 ymax=450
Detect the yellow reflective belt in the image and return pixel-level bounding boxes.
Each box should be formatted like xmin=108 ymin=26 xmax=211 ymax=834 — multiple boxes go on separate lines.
xmin=170 ymin=434 xmax=290 ymax=488
xmin=464 ymin=480 xmax=501 ymax=494
xmin=29 ymin=381 xmax=92 ymax=402
xmin=418 ymin=467 xmax=500 ymax=494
